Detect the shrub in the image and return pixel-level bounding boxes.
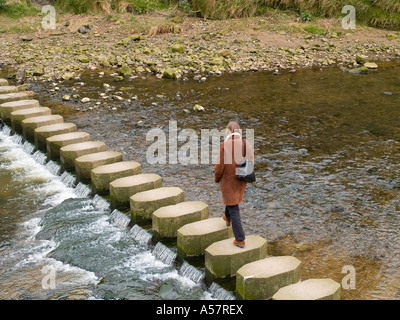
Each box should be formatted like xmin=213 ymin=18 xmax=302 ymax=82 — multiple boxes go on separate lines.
xmin=301 ymin=10 xmax=312 ymax=21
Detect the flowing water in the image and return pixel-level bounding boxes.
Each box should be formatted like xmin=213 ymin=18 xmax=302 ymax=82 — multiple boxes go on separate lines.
xmin=1 ymin=62 xmax=400 ymax=300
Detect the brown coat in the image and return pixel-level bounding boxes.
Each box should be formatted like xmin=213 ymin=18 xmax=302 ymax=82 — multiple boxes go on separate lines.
xmin=214 ymin=137 xmax=254 ymax=206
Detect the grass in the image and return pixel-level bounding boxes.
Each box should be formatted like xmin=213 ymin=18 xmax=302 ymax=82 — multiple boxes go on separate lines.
xmin=54 ymin=0 xmax=172 ymax=15
xmin=303 ymin=24 xmax=326 ymax=35
xmin=0 ymin=0 xmax=39 ymax=19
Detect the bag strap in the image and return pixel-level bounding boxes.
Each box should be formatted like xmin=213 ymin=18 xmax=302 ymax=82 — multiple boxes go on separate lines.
xmin=242 ymin=139 xmax=246 ymax=157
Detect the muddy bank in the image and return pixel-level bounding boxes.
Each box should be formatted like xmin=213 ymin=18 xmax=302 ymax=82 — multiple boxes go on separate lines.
xmin=1 ymin=13 xmax=400 ymax=84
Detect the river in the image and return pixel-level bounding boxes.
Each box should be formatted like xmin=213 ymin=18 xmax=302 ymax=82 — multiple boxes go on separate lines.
xmin=1 ymin=62 xmax=400 ymax=300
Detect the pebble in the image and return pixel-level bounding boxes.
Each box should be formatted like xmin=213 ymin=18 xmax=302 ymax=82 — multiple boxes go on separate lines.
xmin=81 ymin=97 xmax=91 ymax=103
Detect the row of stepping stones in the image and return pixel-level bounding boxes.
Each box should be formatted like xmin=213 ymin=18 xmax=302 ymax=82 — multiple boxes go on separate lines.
xmin=0 ymin=78 xmax=341 ymax=300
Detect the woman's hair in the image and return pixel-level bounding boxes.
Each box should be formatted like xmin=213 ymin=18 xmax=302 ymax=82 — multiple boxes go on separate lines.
xmin=226 ymin=121 xmax=241 ymax=135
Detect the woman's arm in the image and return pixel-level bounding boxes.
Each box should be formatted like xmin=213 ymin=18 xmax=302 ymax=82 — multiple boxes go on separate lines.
xmin=214 ymin=143 xmax=225 ymax=183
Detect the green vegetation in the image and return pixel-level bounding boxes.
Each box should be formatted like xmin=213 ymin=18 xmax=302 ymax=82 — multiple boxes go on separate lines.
xmin=53 ymin=0 xmax=171 ymax=15
xmin=0 ymin=0 xmax=38 ymax=18
xmin=303 ymin=24 xmax=326 ymax=35
xmin=301 ymin=10 xmax=313 ymax=22
xmin=0 ymin=0 xmax=400 ymax=30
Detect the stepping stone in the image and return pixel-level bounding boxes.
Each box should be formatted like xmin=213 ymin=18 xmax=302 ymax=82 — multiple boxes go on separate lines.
xmin=0 ymin=99 xmax=39 ymax=121
xmin=205 ymin=235 xmax=268 ymax=279
xmin=0 ymin=86 xmax=18 ymax=94
xmin=177 ymin=217 xmax=233 ymax=258
xmin=10 ymin=107 xmax=52 ymax=132
xmin=130 ymin=187 xmax=184 ymax=224
xmin=75 ymin=151 xmax=123 ymax=181
xmin=60 ymin=141 xmax=107 ymax=170
xmin=0 ymin=91 xmax=35 ymax=104
xmin=110 ymin=173 xmax=162 ymax=208
xmin=21 ymin=115 xmax=64 ymax=140
xmin=272 ymin=279 xmax=341 ymax=300
xmin=152 ymin=201 xmax=209 ymax=239
xmin=0 ymin=79 xmax=8 ymax=86
xmin=34 ymin=122 xmax=77 ymax=149
xmin=236 ymin=256 xmax=302 ymax=300
xmin=91 ymin=161 xmax=142 ymax=195
xmin=46 ymin=131 xmax=91 ymax=160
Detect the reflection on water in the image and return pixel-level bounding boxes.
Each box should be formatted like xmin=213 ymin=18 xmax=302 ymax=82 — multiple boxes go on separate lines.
xmin=2 ymin=62 xmax=400 ymax=299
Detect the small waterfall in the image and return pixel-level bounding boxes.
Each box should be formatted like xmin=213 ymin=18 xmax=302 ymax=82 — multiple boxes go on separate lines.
xmin=179 ymin=262 xmax=205 ymax=284
xmin=60 ymin=171 xmax=75 ymax=188
xmin=22 ymin=141 xmax=35 ymax=155
xmin=129 ymin=224 xmax=152 ymax=246
xmin=11 ymin=134 xmax=23 ymax=145
xmin=92 ymin=194 xmax=110 ymax=211
xmin=153 ymin=242 xmax=177 ymax=265
xmin=1 ymin=125 xmax=11 ymax=136
xmin=110 ymin=209 xmax=130 ymax=229
xmin=73 ymin=182 xmax=91 ymax=198
xmin=208 ymin=283 xmax=236 ymax=300
xmin=45 ymin=160 xmax=61 ymax=176
xmin=32 ymin=150 xmax=47 ymax=165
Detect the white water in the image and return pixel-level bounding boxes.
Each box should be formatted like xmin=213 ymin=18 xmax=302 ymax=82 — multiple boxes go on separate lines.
xmin=92 ymin=194 xmax=110 ymax=211
xmin=179 ymin=262 xmax=205 ymax=284
xmin=153 ymin=242 xmax=177 ymax=266
xmin=0 ymin=125 xmax=223 ymax=300
xmin=110 ymin=209 xmax=130 ymax=229
xmin=73 ymin=182 xmax=91 ymax=198
xmin=129 ymin=224 xmax=152 ymax=246
xmin=208 ymin=282 xmax=236 ymax=300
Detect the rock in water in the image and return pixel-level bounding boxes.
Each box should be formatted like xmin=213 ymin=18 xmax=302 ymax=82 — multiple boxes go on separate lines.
xmin=193 ymin=104 xmax=205 ymax=112
xmin=364 ymin=62 xmax=378 ymax=69
xmin=118 ymin=65 xmax=133 ymax=76
xmin=348 ymin=66 xmax=368 ymax=75
xmin=162 ymin=68 xmax=177 ymax=79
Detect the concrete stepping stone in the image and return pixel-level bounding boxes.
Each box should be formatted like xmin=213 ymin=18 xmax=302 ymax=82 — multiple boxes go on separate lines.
xmin=10 ymin=107 xmax=52 ymax=132
xmin=130 ymin=187 xmax=184 ymax=224
xmin=60 ymin=141 xmax=107 ymax=170
xmin=34 ymin=123 xmax=77 ymax=149
xmin=75 ymin=151 xmax=123 ymax=181
xmin=177 ymin=217 xmax=234 ymax=258
xmin=91 ymin=161 xmax=142 ymax=195
xmin=0 ymin=91 xmax=35 ymax=104
xmin=205 ymin=235 xmax=268 ymax=279
xmin=0 ymin=79 xmax=8 ymax=86
xmin=0 ymin=99 xmax=39 ymax=121
xmin=21 ymin=115 xmax=64 ymax=140
xmin=272 ymin=278 xmax=341 ymax=300
xmin=236 ymin=256 xmax=302 ymax=300
xmin=109 ymin=173 xmax=160 ymax=208
xmin=0 ymin=86 xmax=18 ymax=94
xmin=152 ymin=201 xmax=209 ymax=240
xmin=46 ymin=132 xmax=91 ymax=160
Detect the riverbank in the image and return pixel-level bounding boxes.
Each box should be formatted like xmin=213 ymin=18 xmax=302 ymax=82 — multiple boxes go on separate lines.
xmin=1 ymin=10 xmax=400 ymax=83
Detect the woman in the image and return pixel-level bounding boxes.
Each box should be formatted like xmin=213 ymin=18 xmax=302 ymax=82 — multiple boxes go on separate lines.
xmin=214 ymin=121 xmax=254 ymax=248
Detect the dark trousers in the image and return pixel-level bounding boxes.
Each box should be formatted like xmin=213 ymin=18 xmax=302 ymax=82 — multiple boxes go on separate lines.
xmin=225 ymin=205 xmax=245 ymax=242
